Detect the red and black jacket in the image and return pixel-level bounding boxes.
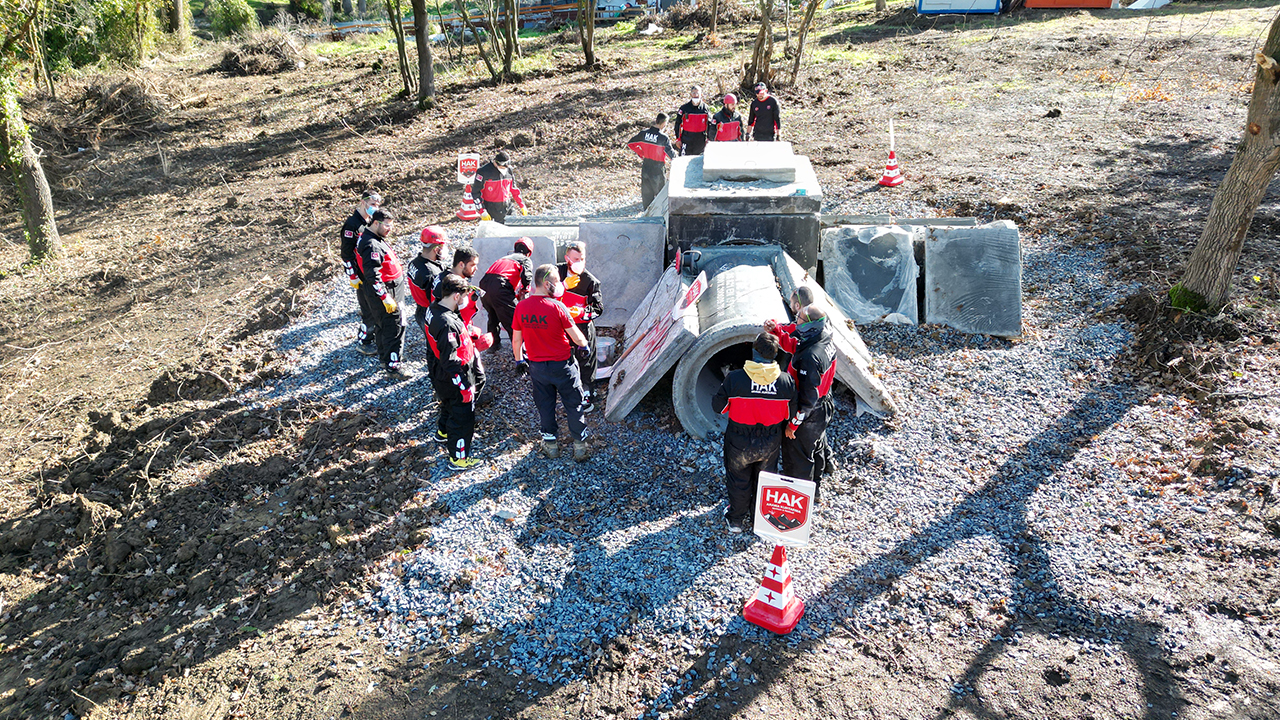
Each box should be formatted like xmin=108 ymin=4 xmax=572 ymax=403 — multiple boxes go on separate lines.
xmin=748 ymin=95 xmax=781 ymax=139
xmin=432 ymin=275 xmax=482 ymax=327
xmin=340 ymin=210 xmax=367 ymax=284
xmin=713 ymin=365 xmax=797 ymax=436
xmin=787 ymin=321 xmax=837 ymax=432
xmin=674 ymin=100 xmax=710 ymax=145
xmin=426 ymin=301 xmax=481 ymax=401
xmin=481 ymin=253 xmax=533 ymax=296
xmin=355 ymin=228 xmax=405 ymax=301
xmin=627 ymin=127 xmax=676 ymax=166
xmin=469 ymin=161 xmax=522 ymax=207
xmin=768 ymin=322 xmax=799 ymax=355
xmin=556 ymin=263 xmax=603 ymax=326
xmin=711 ymin=108 xmax=746 ymax=142
xmin=407 ymin=255 xmax=446 ymax=309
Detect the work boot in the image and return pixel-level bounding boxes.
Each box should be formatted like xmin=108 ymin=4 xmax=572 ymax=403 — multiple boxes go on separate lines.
xmin=541 ymin=439 xmax=560 ymax=459
xmin=356 ymin=342 xmax=377 ymax=356
xmin=385 ymin=366 xmax=414 ymax=381
xmin=572 ymin=440 xmax=590 ymax=462
xmin=447 ymin=457 xmax=483 ymax=472
xmin=433 ymin=429 xmax=448 ymax=444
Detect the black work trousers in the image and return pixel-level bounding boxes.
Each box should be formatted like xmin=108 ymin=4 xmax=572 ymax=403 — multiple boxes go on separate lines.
xmin=479 ymin=280 xmax=518 ymax=343
xmin=482 ymin=200 xmax=511 ymax=224
xmin=365 ymin=281 xmax=407 ymax=369
xmin=574 ymin=321 xmax=597 ymax=397
xmin=781 ymin=395 xmax=834 ymax=499
xmin=355 ymin=283 xmax=376 ymax=346
xmin=434 ymin=387 xmax=476 ymax=460
xmin=641 ymin=162 xmax=665 ymax=211
xmin=528 ymin=359 xmax=587 ymax=442
xmin=681 ymin=136 xmax=706 ymax=156
xmin=724 ymin=428 xmax=783 ymax=523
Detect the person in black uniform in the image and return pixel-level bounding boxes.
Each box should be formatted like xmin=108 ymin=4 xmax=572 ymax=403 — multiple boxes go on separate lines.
xmin=340 ymin=190 xmax=381 ymax=356
xmin=407 ymin=225 xmax=449 ymax=336
xmin=556 ymin=241 xmax=604 ymax=412
xmin=427 ymin=274 xmax=485 ymax=471
xmin=469 ymin=151 xmax=527 ymax=223
xmin=477 ymin=237 xmax=534 ymax=351
xmin=435 ymin=245 xmax=492 ymax=411
xmin=747 ymin=82 xmax=781 ymax=142
xmin=780 ymin=304 xmax=837 ymax=498
xmin=355 ymin=209 xmax=411 ymax=380
xmin=673 ymin=85 xmax=711 ymax=157
xmin=709 ymin=94 xmax=746 ymax=142
xmin=626 ymin=113 xmax=677 ymax=211
xmin=712 ymin=333 xmax=797 ymax=534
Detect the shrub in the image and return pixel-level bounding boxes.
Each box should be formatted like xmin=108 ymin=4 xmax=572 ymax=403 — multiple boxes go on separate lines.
xmin=289 ymin=0 xmax=326 ymax=19
xmin=209 ymin=0 xmax=261 ymax=36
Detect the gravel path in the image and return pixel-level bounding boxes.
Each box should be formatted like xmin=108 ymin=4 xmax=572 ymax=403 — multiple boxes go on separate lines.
xmin=246 ymin=197 xmax=1271 ymax=715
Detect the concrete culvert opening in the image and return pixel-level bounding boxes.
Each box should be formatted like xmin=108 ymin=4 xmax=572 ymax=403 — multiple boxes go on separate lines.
xmin=691 ymin=342 xmax=755 ymax=435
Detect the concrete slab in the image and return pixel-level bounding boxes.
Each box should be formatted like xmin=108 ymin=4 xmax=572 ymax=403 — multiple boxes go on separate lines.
xmin=465 ymin=233 xmax=558 ymax=338
xmin=822 ymin=225 xmax=919 ymax=325
xmin=668 ymin=213 xmax=820 ymax=278
xmin=702 ymin=141 xmax=798 ymax=182
xmin=603 ymin=266 xmax=700 ymax=423
xmin=924 ymin=220 xmax=1023 ymax=338
xmin=577 ymin=219 xmax=667 ymax=328
xmin=667 ymin=155 xmax=822 ymax=216
xmin=475 ymin=221 xmax=579 ymax=260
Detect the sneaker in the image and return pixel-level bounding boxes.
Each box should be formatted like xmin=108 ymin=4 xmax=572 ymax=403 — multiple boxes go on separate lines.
xmin=385 ymin=366 xmax=414 ymax=381
xmin=581 ymin=402 xmax=596 ymax=414
xmin=541 ymin=439 xmax=560 ymax=459
xmin=433 ymin=430 xmax=448 ymax=444
xmin=356 ymin=343 xmax=377 ymax=356
xmin=447 ymin=457 xmax=483 ymax=472
xmin=572 ymin=440 xmax=590 ymax=462
xmin=723 ymin=511 xmax=745 ymax=534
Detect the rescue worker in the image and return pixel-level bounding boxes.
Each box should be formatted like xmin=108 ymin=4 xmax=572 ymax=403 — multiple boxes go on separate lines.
xmin=434 ymin=245 xmax=493 ymax=414
xmin=469 ymin=150 xmax=528 ymax=223
xmin=778 ymin=304 xmax=837 ymax=497
xmin=478 ymin=237 xmax=535 ymax=351
xmin=407 ymin=225 xmax=449 ymax=336
xmin=711 ymin=333 xmax=796 ymax=534
xmin=340 ymin=190 xmax=381 ymax=355
xmin=709 ymin=94 xmax=746 ymax=142
xmin=355 ymin=209 xmax=411 ymax=380
xmin=427 ymin=273 xmax=485 ymax=471
xmin=673 ymin=85 xmax=711 ymax=156
xmin=512 ymin=264 xmax=594 ymax=462
xmin=747 ymin=82 xmax=781 ymax=142
xmin=626 ymin=112 xmax=677 ymax=212
xmin=556 ymin=241 xmax=604 ymax=411
xmin=765 ymin=285 xmax=816 ymax=355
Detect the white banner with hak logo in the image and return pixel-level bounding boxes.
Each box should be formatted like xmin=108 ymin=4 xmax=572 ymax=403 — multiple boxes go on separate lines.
xmin=753 ymin=472 xmax=816 ymax=548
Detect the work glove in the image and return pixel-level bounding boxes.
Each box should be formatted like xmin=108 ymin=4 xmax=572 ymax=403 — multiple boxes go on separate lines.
xmin=480 ymin=210 xmax=492 ymax=222
xmin=349 ymin=277 xmax=362 ymax=290
xmin=472 ymin=331 xmax=494 ymax=352
xmin=382 ymin=296 xmax=398 ymax=314
xmin=519 ymin=205 xmax=529 ymax=216
xmin=453 ymin=375 xmax=474 ymax=403
xmin=574 ymin=344 xmax=591 ymax=362
xmin=515 ymin=360 xmax=529 ymax=378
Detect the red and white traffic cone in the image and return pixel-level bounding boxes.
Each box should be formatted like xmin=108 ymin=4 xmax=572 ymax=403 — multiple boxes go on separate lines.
xmin=743 ymin=545 xmax=805 ymax=634
xmin=456 ymin=186 xmax=482 ymax=221
xmin=878 ymin=117 xmax=904 ymax=187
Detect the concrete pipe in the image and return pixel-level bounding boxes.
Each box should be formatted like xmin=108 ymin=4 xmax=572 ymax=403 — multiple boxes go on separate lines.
xmin=671 ymin=253 xmax=789 ymax=439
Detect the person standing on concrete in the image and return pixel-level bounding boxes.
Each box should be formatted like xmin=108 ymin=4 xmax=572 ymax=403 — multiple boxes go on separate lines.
xmin=469 ymin=151 xmax=528 ymax=223
xmin=478 ymin=237 xmax=534 ymax=352
xmin=711 ymin=332 xmax=796 ymax=534
xmin=427 ymin=273 xmax=485 ymax=471
xmin=556 ymin=241 xmax=604 ymax=412
xmin=512 ymin=264 xmax=594 ymax=462
xmin=356 ymin=209 xmax=411 ymax=380
xmin=407 ymin=225 xmax=449 ymax=336
xmin=709 ymin=94 xmax=746 ymax=142
xmin=747 ymin=83 xmax=781 ymax=142
xmin=626 ymin=113 xmax=677 ymax=212
xmin=340 ymin=190 xmax=381 ymax=356
xmin=673 ymin=85 xmax=711 ymax=156
xmin=779 ymin=304 xmax=837 ymax=497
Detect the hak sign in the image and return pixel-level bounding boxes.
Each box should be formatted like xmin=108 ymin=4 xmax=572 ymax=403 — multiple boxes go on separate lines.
xmin=753 ymin=472 xmax=816 ymax=547
xmin=457 ymin=152 xmax=481 ymax=184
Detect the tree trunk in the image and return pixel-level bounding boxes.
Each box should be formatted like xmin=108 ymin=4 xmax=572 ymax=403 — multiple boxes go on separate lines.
xmin=576 ymin=0 xmax=596 ymax=68
xmin=744 ymin=0 xmax=775 ymax=89
xmin=411 ymin=0 xmax=435 ymax=105
xmin=1 ymin=79 xmax=62 ymax=262
xmin=343 ymin=0 xmax=353 ymax=14
xmin=385 ymin=0 xmax=417 ymax=97
xmin=168 ymin=0 xmax=191 ymax=51
xmin=501 ymin=0 xmax=517 ymax=77
xmin=783 ymin=0 xmax=791 ymax=59
xmin=875 ymin=0 xmax=886 ymax=10
xmin=1173 ymin=18 xmax=1280 ymax=312
xmin=358 ymin=0 xmax=367 ymax=16
xmin=790 ymin=0 xmax=818 ymax=85
xmin=461 ymin=0 xmax=500 ymax=82
xmin=710 ymin=0 xmax=719 ymax=35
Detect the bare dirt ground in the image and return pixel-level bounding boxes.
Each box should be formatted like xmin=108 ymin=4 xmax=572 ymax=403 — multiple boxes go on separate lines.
xmin=2 ymin=1 xmax=1280 ymax=719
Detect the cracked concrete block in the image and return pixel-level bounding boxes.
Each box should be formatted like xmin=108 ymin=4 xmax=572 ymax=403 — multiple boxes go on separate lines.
xmin=702 ymin=141 xmax=799 ymax=182
xmin=924 ymin=220 xmax=1023 ymax=338
xmin=667 ymin=155 xmax=822 ymax=216
xmin=577 ymin=219 xmax=666 ymax=328
xmin=822 ymin=225 xmax=919 ymax=325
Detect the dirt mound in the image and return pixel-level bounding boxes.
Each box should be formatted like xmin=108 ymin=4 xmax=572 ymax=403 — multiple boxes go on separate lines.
xmin=219 ymin=30 xmax=314 ymax=75
xmin=646 ymin=0 xmax=756 ymax=31
xmin=29 ymin=73 xmax=173 ymax=150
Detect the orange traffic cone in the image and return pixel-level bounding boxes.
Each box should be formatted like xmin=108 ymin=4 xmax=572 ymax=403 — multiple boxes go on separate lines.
xmin=456 ymin=186 xmax=482 ymax=221
xmin=879 ymin=117 xmax=904 ymax=187
xmin=743 ymin=545 xmax=805 ymax=634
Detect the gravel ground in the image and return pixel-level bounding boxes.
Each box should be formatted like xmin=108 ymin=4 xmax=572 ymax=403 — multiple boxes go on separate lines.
xmin=247 ymin=196 xmax=1274 ymax=717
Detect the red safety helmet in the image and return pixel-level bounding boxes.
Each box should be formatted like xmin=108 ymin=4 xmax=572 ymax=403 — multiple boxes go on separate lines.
xmin=515 ymin=237 xmax=534 ymax=255
xmin=420 ymin=225 xmax=446 ymax=245
xmin=723 ymin=93 xmax=737 ymax=105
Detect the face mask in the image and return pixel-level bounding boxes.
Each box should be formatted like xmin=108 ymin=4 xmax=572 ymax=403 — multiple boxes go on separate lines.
xmin=458 ymin=294 xmax=471 ymax=310
xmin=550 ymin=281 xmax=565 ymax=299
xmin=569 ymin=259 xmax=585 ymax=275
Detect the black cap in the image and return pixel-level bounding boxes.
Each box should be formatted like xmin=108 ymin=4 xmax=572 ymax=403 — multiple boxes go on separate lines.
xmin=494 ymin=150 xmax=510 ymax=165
